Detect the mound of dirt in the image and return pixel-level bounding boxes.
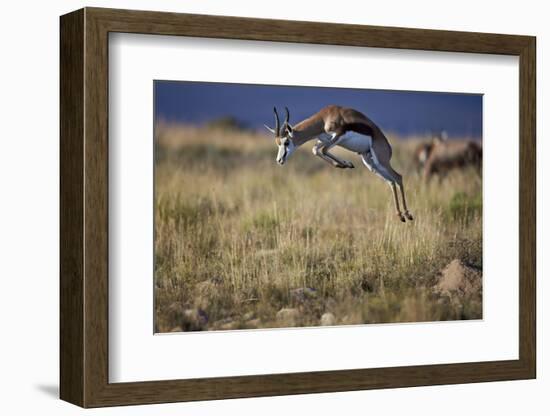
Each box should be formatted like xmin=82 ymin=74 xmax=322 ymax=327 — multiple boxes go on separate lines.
xmin=276 ymin=308 xmax=300 ymax=326
xmin=434 ymin=259 xmax=482 ymax=298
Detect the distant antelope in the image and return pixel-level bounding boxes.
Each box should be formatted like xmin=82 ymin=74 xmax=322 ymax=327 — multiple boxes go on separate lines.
xmin=264 ymin=105 xmax=413 ymax=222
xmin=413 ymin=142 xmax=434 ymax=173
xmin=419 ymin=133 xmax=482 ymax=180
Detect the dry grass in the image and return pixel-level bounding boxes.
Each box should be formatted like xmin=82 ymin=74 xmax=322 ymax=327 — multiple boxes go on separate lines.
xmin=154 ymin=122 xmax=482 ymax=332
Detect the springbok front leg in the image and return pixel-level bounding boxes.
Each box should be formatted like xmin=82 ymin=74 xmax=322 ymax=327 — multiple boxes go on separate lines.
xmin=312 ymin=137 xmax=354 ymax=169
xmin=312 ymin=142 xmax=351 ymax=168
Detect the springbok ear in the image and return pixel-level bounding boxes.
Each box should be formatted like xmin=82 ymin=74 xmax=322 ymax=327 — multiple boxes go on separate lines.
xmin=264 ymin=124 xmax=276 ymax=134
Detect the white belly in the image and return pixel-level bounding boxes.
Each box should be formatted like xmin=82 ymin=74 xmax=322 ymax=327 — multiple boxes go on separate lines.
xmin=317 ymin=132 xmax=372 ymax=154
xmin=335 ymin=132 xmax=372 ymax=154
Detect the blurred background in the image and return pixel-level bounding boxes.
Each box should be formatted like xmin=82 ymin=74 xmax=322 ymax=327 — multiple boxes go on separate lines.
xmin=154 ymin=80 xmax=482 ymax=139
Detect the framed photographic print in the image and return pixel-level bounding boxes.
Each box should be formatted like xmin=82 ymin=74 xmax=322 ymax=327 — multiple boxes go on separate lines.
xmin=60 ymin=7 xmax=536 ymax=408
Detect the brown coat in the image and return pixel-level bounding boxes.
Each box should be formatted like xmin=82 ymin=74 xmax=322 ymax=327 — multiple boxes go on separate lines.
xmin=423 ymin=139 xmax=482 ymax=180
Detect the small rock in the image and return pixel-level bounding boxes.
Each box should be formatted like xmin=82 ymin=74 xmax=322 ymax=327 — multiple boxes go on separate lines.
xmin=320 ymin=312 xmax=336 ymax=326
xmin=245 ymin=318 xmax=261 ymax=329
xmin=219 ymin=320 xmax=238 ymax=331
xmin=181 ymin=308 xmax=208 ymax=331
xmin=276 ymin=308 xmax=300 ymax=326
xmin=341 ymin=313 xmax=361 ymax=325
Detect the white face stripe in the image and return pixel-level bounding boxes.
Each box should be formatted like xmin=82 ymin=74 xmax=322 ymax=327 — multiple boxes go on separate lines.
xmin=276 ymin=138 xmax=296 ymax=165
xmin=276 ymin=143 xmax=286 ymax=163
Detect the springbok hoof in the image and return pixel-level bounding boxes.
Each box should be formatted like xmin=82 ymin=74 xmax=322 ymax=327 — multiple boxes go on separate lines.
xmin=404 ymin=211 xmax=414 ymax=221
xmin=346 ymin=161 xmax=355 ymax=169
xmin=397 ymin=213 xmax=406 ymax=223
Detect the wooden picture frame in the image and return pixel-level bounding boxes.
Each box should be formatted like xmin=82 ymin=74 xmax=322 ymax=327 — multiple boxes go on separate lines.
xmin=60 ymin=7 xmax=536 ymax=408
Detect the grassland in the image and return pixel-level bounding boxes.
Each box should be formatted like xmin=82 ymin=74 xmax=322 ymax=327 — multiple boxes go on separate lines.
xmin=154 ymin=122 xmax=482 ymax=332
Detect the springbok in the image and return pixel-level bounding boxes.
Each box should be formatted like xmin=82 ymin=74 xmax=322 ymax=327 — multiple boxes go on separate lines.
xmin=419 ymin=133 xmax=482 ymax=181
xmin=413 ymin=142 xmax=435 ymax=173
xmin=264 ymin=105 xmax=413 ymax=222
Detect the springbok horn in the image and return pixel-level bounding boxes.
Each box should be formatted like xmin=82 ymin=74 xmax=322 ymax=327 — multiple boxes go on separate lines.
xmin=283 ymin=107 xmax=291 ymax=134
xmin=273 ymin=107 xmax=280 ymax=136
xmin=284 ymin=107 xmax=290 ymax=126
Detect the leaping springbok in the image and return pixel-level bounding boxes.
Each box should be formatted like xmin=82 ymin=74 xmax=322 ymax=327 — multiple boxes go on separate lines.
xmin=265 ymin=105 xmax=413 ymax=222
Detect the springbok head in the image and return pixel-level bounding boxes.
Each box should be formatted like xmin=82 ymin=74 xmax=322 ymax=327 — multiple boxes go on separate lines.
xmin=431 ymin=130 xmax=448 ymax=144
xmin=264 ymin=107 xmax=296 ymax=165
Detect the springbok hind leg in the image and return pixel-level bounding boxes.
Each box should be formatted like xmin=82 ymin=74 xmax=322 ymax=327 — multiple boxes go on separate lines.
xmin=398 ymin=181 xmax=414 ymax=221
xmin=390 ymin=170 xmax=413 ymax=221
xmin=390 ymin=182 xmax=406 ymax=223
xmin=362 ymin=151 xmax=406 ymax=222
xmin=382 ymin=155 xmax=413 ymax=221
